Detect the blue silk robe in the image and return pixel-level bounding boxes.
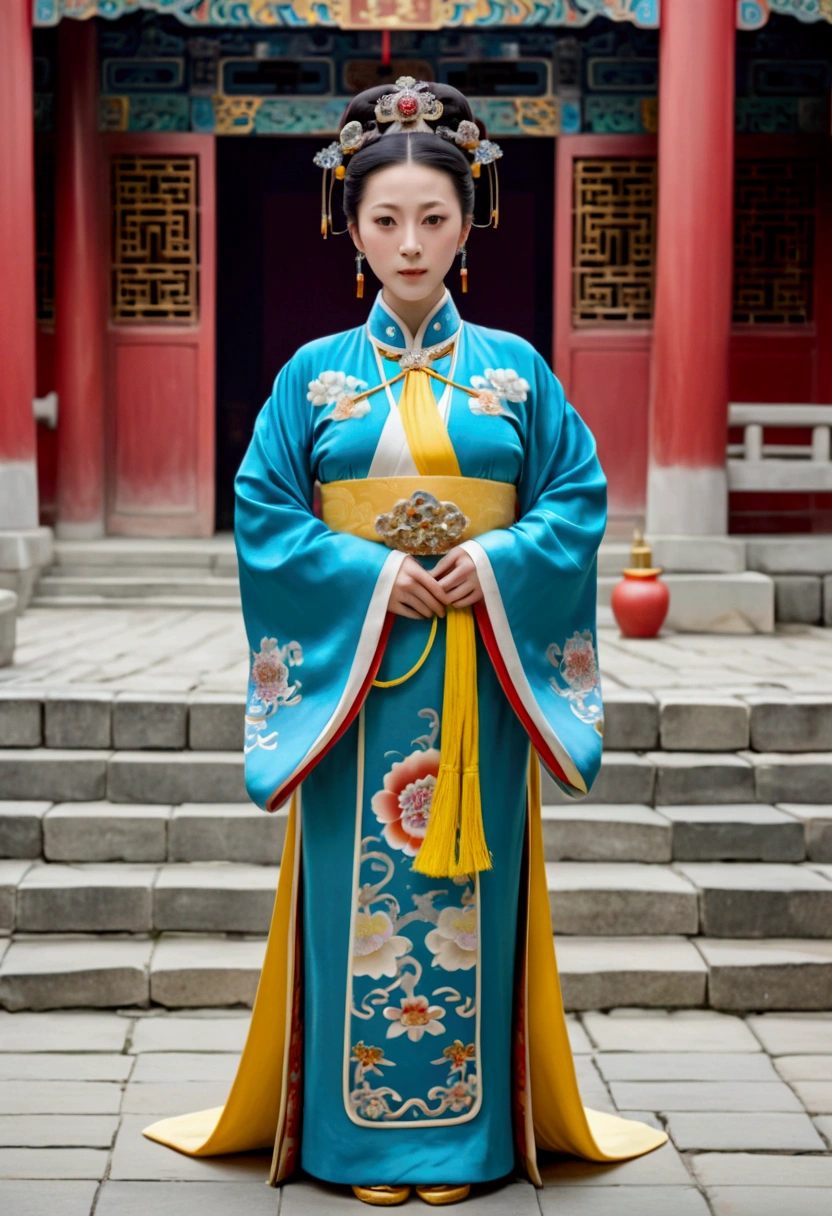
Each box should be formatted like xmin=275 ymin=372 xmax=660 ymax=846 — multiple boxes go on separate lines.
xmin=141 ymin=288 xmax=666 ymax=1186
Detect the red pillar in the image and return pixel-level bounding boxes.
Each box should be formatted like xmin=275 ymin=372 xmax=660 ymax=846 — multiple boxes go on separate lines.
xmin=55 ymin=17 xmax=106 ymax=538
xmin=0 ymin=0 xmax=39 ymax=530
xmin=646 ymin=0 xmax=735 ymax=535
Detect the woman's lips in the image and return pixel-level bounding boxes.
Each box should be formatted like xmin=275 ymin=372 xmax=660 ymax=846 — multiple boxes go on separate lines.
xmin=398 ymin=269 xmax=427 ymax=277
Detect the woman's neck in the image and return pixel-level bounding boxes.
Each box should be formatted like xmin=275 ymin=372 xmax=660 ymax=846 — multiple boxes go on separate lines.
xmin=380 ymin=282 xmax=446 ymax=345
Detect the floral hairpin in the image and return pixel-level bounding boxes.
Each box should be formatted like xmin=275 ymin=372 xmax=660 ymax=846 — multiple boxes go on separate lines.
xmin=312 ymin=119 xmax=373 ymax=237
xmin=374 ymin=76 xmax=443 ymax=132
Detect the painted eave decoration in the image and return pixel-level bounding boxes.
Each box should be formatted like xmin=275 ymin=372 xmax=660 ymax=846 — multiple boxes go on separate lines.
xmin=34 ymin=1 xmax=661 ymax=30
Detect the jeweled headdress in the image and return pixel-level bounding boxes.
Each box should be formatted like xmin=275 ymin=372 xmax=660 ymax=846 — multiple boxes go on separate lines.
xmin=313 ymin=76 xmax=502 ymax=239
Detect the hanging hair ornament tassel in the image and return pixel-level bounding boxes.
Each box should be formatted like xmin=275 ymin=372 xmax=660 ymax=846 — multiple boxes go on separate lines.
xmin=355 ymin=251 xmax=365 ymax=299
xmin=459 ymin=244 xmax=468 ymax=294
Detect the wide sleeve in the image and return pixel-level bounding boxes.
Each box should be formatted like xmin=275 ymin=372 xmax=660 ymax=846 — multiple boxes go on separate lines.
xmin=461 ymin=351 xmax=607 ymax=798
xmin=234 ymin=352 xmax=405 ymax=812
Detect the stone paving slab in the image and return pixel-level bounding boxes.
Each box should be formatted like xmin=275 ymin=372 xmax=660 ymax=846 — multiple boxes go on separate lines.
xmin=607 ymin=1079 xmax=803 ymax=1112
xmin=0 ymin=1052 xmax=132 ymax=1081
xmin=707 ymin=1186 xmax=832 ymax=1216
xmin=0 ymin=1009 xmax=130 ymax=1052
xmin=582 ymin=1011 xmax=762 ymax=1053
xmin=130 ymin=1052 xmax=239 ymax=1083
xmin=0 ymin=1180 xmax=99 ymax=1215
xmin=0 ymin=1114 xmax=119 ymax=1147
xmin=128 ymin=1013 xmax=250 ymax=1054
xmin=0 ymin=1079 xmax=122 ymax=1114
xmin=815 ymin=1114 xmax=832 ymax=1145
xmin=121 ymin=1080 xmax=229 ymax=1115
xmin=690 ymin=1152 xmax=832 ymax=1186
xmin=774 ymin=1054 xmax=832 ymax=1081
xmin=747 ymin=1013 xmax=832 ymax=1054
xmin=595 ymin=1052 xmax=778 ymax=1082
xmin=95 ymin=1181 xmax=280 ymax=1216
xmin=538 ymin=1188 xmax=710 ymax=1216
xmin=537 ymin=1141 xmax=692 ymax=1186
xmin=111 ymin=1115 xmax=271 ymax=1182
xmin=788 ymin=1080 xmax=832 ymax=1113
xmin=664 ymin=1111 xmax=825 ymax=1151
xmin=0 ymin=1147 xmax=109 ymax=1178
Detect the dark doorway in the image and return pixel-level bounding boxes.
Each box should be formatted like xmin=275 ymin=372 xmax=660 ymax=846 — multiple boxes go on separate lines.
xmin=215 ymin=136 xmax=555 ymax=530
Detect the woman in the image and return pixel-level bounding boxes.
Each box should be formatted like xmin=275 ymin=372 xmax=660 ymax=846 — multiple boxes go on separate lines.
xmin=142 ymin=79 xmax=666 ymax=1206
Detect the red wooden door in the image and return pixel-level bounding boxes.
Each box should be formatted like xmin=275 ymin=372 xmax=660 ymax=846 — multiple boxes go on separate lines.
xmin=554 ymin=135 xmax=657 ymax=529
xmin=103 ymin=134 xmax=215 ymax=537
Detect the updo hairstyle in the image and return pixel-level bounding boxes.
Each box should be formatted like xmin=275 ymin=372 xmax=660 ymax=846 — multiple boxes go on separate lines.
xmin=341 ymin=83 xmax=480 ymax=225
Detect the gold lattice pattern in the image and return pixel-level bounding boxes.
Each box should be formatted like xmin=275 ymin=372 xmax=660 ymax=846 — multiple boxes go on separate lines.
xmin=111 ymin=155 xmax=200 ymax=322
xmin=572 ymin=158 xmax=656 ymax=325
xmin=733 ymin=159 xmax=816 ymax=325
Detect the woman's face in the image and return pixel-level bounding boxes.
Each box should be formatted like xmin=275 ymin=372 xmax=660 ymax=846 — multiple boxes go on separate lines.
xmin=349 ymin=161 xmax=472 ymax=310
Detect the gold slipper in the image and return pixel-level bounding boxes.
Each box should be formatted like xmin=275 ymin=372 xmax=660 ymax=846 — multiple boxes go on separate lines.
xmin=352 ymin=1185 xmax=411 ymax=1206
xmin=415 ymin=1184 xmax=471 ymax=1206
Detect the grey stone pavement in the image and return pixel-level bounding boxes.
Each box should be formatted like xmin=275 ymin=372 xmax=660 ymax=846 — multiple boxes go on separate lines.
xmin=0 ymin=1008 xmax=831 ymax=1214
xmin=2 ymin=606 xmax=832 ymax=696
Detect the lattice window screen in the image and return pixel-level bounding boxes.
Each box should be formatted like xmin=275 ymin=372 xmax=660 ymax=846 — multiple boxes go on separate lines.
xmin=733 ymin=159 xmax=816 ymax=325
xmin=111 ymin=155 xmax=200 ymax=323
xmin=572 ymin=157 xmax=656 ymax=325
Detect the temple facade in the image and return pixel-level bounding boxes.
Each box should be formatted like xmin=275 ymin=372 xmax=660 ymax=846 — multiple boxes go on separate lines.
xmin=1 ymin=0 xmax=831 ymax=546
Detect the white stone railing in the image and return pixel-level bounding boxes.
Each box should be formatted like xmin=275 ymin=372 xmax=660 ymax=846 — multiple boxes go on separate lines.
xmin=727 ymin=403 xmax=832 ymax=492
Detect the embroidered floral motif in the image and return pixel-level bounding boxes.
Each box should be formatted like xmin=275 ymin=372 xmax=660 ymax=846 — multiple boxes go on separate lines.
xmin=352 ymin=910 xmax=412 ymax=980
xmin=306 ymin=371 xmax=369 ymax=422
xmin=548 ymin=628 xmax=603 ymax=727
xmin=425 ymin=901 xmax=478 ymax=972
xmin=429 ymin=1039 xmax=478 ymax=1113
xmin=244 ymin=636 xmax=303 ymax=754
xmin=351 ymin=1042 xmax=395 ymax=1082
xmin=438 ymin=1040 xmax=476 ymax=1074
xmin=371 ymin=747 xmax=440 ymax=855
xmin=470 ymin=367 xmax=530 ymax=405
xmin=469 ymin=389 xmax=506 ymax=417
xmin=384 ymin=993 xmax=446 ymax=1041
xmin=375 ymin=490 xmax=468 ymax=556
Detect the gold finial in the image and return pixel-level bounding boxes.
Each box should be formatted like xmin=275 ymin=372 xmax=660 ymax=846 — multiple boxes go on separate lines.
xmin=629 ymin=527 xmax=653 ymax=570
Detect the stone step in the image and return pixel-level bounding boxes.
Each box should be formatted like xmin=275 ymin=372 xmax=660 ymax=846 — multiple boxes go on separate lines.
xmin=49 ymin=537 xmax=236 ymax=569
xmin=3 ymin=858 xmax=832 ymax=938
xmin=3 ymin=689 xmax=831 ymax=753
xmin=1 ymin=932 xmax=831 ymax=1013
xmin=29 ymin=595 xmax=244 ymax=610
xmin=3 ymin=801 xmax=827 ymax=865
xmin=35 ymin=576 xmax=239 ymax=600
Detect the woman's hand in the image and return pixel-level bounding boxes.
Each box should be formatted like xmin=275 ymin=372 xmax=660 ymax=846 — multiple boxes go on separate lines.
xmin=388 ymin=556 xmax=449 ymax=620
xmin=433 ymin=547 xmax=484 ymax=608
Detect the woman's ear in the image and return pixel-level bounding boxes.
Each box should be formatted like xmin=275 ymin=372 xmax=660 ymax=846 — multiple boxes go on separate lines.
xmin=348 ymin=220 xmax=365 ymax=254
xmin=458 ymin=214 xmax=474 ymax=250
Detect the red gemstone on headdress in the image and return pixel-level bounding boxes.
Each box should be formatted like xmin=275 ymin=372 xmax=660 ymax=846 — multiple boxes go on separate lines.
xmin=397 ymin=96 xmax=419 ymax=117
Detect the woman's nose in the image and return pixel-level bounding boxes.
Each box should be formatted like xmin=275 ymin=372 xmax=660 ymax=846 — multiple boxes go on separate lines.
xmin=399 ymin=226 xmax=422 ymax=256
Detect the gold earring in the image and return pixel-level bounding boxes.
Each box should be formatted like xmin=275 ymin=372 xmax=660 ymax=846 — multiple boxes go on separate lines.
xmin=459 ymin=244 xmax=468 ymax=294
xmin=355 ymin=251 xmax=365 ymax=299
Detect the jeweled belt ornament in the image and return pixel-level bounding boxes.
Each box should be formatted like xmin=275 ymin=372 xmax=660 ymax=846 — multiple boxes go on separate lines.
xmin=374 ymin=489 xmax=468 ymax=555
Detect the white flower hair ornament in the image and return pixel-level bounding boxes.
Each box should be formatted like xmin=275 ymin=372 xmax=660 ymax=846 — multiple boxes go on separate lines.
xmin=312 ymin=77 xmax=503 ymax=238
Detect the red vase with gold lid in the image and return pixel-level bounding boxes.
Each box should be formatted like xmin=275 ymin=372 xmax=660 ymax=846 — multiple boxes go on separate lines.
xmin=611 ymin=530 xmax=669 ymax=639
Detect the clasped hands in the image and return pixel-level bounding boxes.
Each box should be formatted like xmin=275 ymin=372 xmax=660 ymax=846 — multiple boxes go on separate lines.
xmin=387 ymin=547 xmax=483 ymax=620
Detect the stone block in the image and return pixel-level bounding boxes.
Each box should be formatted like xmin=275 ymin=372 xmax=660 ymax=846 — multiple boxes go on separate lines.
xmin=651 ymin=535 xmax=747 ymax=574
xmin=110 ymin=1114 xmax=270 ymax=1182
xmin=0 ymin=1181 xmax=99 ymax=1213
xmin=539 ymin=1188 xmax=710 ymax=1216
xmin=107 ymin=752 xmax=247 ymax=804
xmin=541 ymin=806 xmax=672 ymax=863
xmin=0 ymin=802 xmax=50 ymax=859
xmin=662 ymin=572 xmax=774 ymax=634
xmin=16 ymin=863 xmax=157 ymax=932
xmin=0 ymin=1054 xmax=132 ymax=1082
xmin=691 ymin=1152 xmax=832 ymax=1187
xmin=774 ymin=575 xmax=822 ymax=624
xmin=95 ymin=1181 xmax=281 ymax=1216
xmin=43 ymin=803 xmax=170 ymax=863
xmin=0 ymin=1114 xmax=119 ymax=1148
xmin=0 ymin=1079 xmax=122 ymax=1114
xmin=746 ymin=536 xmax=832 ymax=575
xmin=0 ymin=591 xmax=17 ymax=665
xmin=150 ymin=935 xmax=266 ymax=1007
xmin=747 ymin=752 xmax=832 ymax=804
xmin=788 ymin=1080 xmax=832 ymax=1113
xmin=153 ymin=863 xmax=278 ymax=932
xmin=0 ymin=750 xmax=109 ymax=802
xmin=0 ymin=937 xmax=152 ymax=1011
xmin=707 ymin=1187 xmax=831 ymax=1216
xmin=128 ymin=1014 xmax=249 ymax=1054
xmin=188 ymin=693 xmax=246 ymax=751
xmin=582 ymin=1010 xmax=762 ymax=1053
xmin=679 ymin=862 xmax=832 ymax=938
xmin=546 ymin=863 xmax=699 ymax=935
xmin=747 ymin=1014 xmax=832 ymax=1055
xmin=0 ymin=859 xmax=34 ymax=931
xmin=746 ymin=696 xmax=832 ymax=752
xmin=0 ymin=1009 xmax=129 ymax=1053
xmin=825 ymin=574 xmax=832 ymax=627
xmin=0 ymin=691 xmax=41 ymax=747
xmin=169 ymin=804 xmax=285 ymax=864
xmin=778 ymin=805 xmax=832 ymax=863
xmin=610 ymin=1079 xmax=801 ymax=1113
xmin=775 ymin=1056 xmax=832 ymax=1081
xmin=556 ymin=936 xmax=706 ymax=1010
xmin=129 ymin=1053 xmax=239 ymax=1083
xmin=595 ymin=1053 xmax=778 ymax=1083
xmin=599 ymin=690 xmax=658 ymax=750
xmin=543 ymin=752 xmax=655 ymax=806
xmin=113 ymin=695 xmax=188 ymax=751
xmin=663 ymin=1111 xmax=824 ymax=1151
xmin=650 ymin=753 xmax=755 ymax=805
xmin=659 ymin=697 xmax=749 ymax=752
xmin=121 ymin=1080 xmax=229 ymax=1116
xmin=44 ymin=693 xmax=112 ymax=750
xmin=0 ymin=1152 xmax=107 ymax=1180
xmin=538 ymin=1140 xmax=691 ymax=1187
xmin=664 ymin=804 xmax=805 ymax=862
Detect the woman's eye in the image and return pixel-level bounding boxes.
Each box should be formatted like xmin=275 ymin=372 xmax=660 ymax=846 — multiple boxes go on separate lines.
xmin=424 ymin=214 xmax=446 ymax=226
xmin=375 ymin=216 xmax=395 ymax=227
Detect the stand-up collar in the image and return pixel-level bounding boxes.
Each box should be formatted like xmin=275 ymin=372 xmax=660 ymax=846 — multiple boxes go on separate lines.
xmin=366 ymin=287 xmax=462 ymax=353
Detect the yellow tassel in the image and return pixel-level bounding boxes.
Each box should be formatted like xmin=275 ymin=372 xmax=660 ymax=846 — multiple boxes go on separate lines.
xmin=412 ymin=607 xmax=492 ymax=878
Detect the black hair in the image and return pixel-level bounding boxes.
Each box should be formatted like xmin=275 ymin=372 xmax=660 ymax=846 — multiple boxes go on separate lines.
xmin=340 ymin=83 xmax=479 ymax=225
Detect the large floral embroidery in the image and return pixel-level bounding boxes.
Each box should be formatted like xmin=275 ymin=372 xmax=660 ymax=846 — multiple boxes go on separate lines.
xmin=307 ymin=371 xmax=370 ymax=421
xmin=548 ymin=628 xmax=603 ymax=730
xmin=347 ymin=710 xmax=481 ymax=1127
xmin=469 ymin=367 xmax=530 ymax=417
xmin=244 ymin=636 xmax=303 ymax=754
